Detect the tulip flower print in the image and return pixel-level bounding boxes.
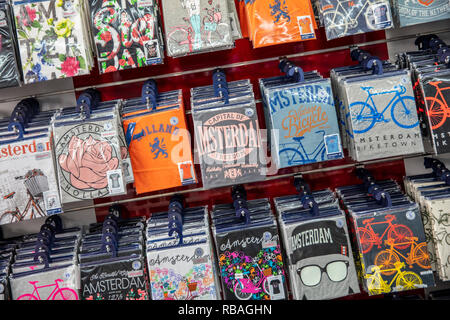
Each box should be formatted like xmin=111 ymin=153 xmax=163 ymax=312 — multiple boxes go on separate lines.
xmin=58 ymin=135 xmax=119 ymax=190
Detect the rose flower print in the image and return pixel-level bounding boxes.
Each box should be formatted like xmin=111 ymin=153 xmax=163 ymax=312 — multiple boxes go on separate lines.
xmin=58 ymin=135 xmax=119 ymax=190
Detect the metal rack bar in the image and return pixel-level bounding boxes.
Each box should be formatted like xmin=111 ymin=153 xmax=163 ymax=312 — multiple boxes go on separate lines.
xmin=62 ymin=152 xmax=427 ymax=213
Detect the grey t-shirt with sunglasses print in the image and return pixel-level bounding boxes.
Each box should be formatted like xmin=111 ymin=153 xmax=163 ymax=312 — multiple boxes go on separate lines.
xmin=284 ymin=216 xmax=360 ymax=300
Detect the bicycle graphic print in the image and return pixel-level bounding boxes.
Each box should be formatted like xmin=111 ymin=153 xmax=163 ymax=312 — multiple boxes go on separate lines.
xmin=0 ymin=169 xmax=48 ymax=225
xmin=166 ymin=2 xmax=230 ymax=56
xmin=346 ymin=85 xmax=419 ymax=134
xmin=17 ymin=279 xmax=78 ymax=300
xmin=322 ymin=0 xmax=392 ymax=39
xmin=357 ymin=214 xmax=414 ymax=254
xmin=365 ymin=262 xmax=422 ymax=295
xmin=374 ymin=237 xmax=431 ymax=275
xmin=278 ymin=130 xmax=327 ymax=166
xmin=424 ymin=81 xmax=450 ymax=130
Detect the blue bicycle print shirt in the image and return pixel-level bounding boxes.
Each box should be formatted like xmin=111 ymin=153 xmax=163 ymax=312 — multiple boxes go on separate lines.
xmin=265 ymin=79 xmax=343 ymax=170
xmin=343 ymin=72 xmax=424 ymax=162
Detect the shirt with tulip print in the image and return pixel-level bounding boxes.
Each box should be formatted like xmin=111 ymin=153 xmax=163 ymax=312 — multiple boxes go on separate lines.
xmin=12 ymin=0 xmax=92 ymax=84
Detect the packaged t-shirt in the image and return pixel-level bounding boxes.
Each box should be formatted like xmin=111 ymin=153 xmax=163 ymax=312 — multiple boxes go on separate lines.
xmin=420 ymin=71 xmax=450 ymax=155
xmin=351 ymin=205 xmax=435 ymax=295
xmin=80 ymin=257 xmax=149 ymax=300
xmin=10 ymin=264 xmax=79 ymax=300
xmin=391 ymin=0 xmax=449 ymax=27
xmin=343 ymin=71 xmax=424 ymax=162
xmin=122 ymin=104 xmax=197 ymax=194
xmin=12 ymin=0 xmax=92 ymax=83
xmin=161 ymin=0 xmax=233 ymax=57
xmin=89 ymin=0 xmax=163 ymax=74
xmin=53 ymin=116 xmax=126 ymax=204
xmin=265 ymin=79 xmax=343 ymax=169
xmin=0 ymin=2 xmax=21 ymax=89
xmin=215 ymin=224 xmax=287 ymax=300
xmin=319 ymin=0 xmax=393 ymax=40
xmin=147 ymin=242 xmax=218 ymax=300
xmin=192 ymin=103 xmax=266 ymax=189
xmin=284 ymin=216 xmax=360 ymax=300
xmin=0 ymin=134 xmax=63 ymax=226
xmin=245 ymin=0 xmax=317 ymax=48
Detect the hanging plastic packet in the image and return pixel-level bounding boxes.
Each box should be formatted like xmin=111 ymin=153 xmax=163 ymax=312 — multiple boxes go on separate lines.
xmin=52 ymin=106 xmax=126 ymax=204
xmin=418 ymin=69 xmax=450 ymax=155
xmin=341 ymin=68 xmax=424 ymax=162
xmin=211 ymin=186 xmax=288 ymax=300
xmin=336 ymin=170 xmax=435 ymax=296
xmin=404 ymin=158 xmax=450 ymax=281
xmin=161 ymin=0 xmax=234 ymax=58
xmin=122 ymin=81 xmax=197 ymax=194
xmin=0 ymin=1 xmax=21 ymax=89
xmin=274 ymin=188 xmax=360 ymax=300
xmin=0 ymin=242 xmax=16 ymax=300
xmin=319 ymin=0 xmax=393 ymax=41
xmin=391 ymin=0 xmax=449 ymax=28
xmin=330 ymin=58 xmax=398 ymax=150
xmin=228 ymin=0 xmax=242 ymax=40
xmin=260 ymin=61 xmax=343 ymax=170
xmin=244 ymin=0 xmax=317 ymax=48
xmin=0 ymin=101 xmax=62 ymax=226
xmin=191 ymin=73 xmax=266 ymax=189
xmin=146 ymin=199 xmax=219 ymax=300
xmin=88 ymin=0 xmax=164 ymax=74
xmin=9 ymin=217 xmax=81 ymax=300
xmin=12 ymin=0 xmax=93 ymax=84
xmin=79 ymin=212 xmax=150 ymax=300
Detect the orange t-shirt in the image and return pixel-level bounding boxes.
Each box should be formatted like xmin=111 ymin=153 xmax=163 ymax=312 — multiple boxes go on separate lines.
xmin=122 ymin=102 xmax=196 ymax=194
xmin=246 ymin=0 xmax=317 ymax=48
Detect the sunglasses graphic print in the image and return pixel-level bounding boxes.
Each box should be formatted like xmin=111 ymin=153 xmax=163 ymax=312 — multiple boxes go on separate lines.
xmin=296 ymin=260 xmax=349 ymax=287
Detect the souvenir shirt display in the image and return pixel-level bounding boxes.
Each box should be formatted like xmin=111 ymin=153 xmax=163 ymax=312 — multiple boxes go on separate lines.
xmin=146 ymin=199 xmax=219 ymax=300
xmin=191 ymin=75 xmax=266 ymax=190
xmin=9 ymin=217 xmax=81 ymax=300
xmin=79 ymin=214 xmax=149 ymax=300
xmin=12 ymin=0 xmax=93 ymax=84
xmin=52 ymin=106 xmax=126 ymax=204
xmin=243 ymin=0 xmax=317 ymax=48
xmin=274 ymin=184 xmax=360 ymax=300
xmin=211 ymin=187 xmax=288 ymax=300
xmin=339 ymin=67 xmax=423 ymax=162
xmin=336 ymin=170 xmax=435 ymax=296
xmin=161 ymin=0 xmax=234 ymax=58
xmin=318 ymin=0 xmax=393 ymax=40
xmin=121 ymin=85 xmax=197 ymax=195
xmin=260 ymin=64 xmax=343 ymax=170
xmin=391 ymin=0 xmax=449 ymax=27
xmin=88 ymin=0 xmax=164 ymax=74
xmin=0 ymin=1 xmax=21 ymax=89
